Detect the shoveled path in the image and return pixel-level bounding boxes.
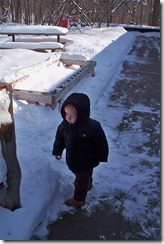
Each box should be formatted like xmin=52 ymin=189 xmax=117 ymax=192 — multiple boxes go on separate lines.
xmin=46 ymin=33 xmax=160 ymax=240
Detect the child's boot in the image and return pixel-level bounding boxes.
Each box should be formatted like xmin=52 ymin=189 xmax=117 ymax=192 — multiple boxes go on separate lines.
xmin=65 ymin=198 xmax=85 ymax=207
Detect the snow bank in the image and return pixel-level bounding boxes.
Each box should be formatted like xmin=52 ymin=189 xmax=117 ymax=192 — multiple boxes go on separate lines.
xmin=0 ymin=88 xmax=12 ymax=190
xmin=0 ymin=88 xmax=12 ymax=125
xmin=0 ymin=52 xmax=61 ymax=84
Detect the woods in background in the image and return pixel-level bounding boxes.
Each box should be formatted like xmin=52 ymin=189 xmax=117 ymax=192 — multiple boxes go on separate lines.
xmin=0 ymin=0 xmax=160 ymax=27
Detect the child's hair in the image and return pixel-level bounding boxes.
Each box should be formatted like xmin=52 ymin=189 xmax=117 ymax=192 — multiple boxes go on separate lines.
xmin=64 ymin=104 xmax=77 ymax=112
xmin=64 ymin=104 xmax=77 ymax=116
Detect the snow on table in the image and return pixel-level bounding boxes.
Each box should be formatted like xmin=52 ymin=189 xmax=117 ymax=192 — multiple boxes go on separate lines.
xmin=13 ymin=61 xmax=80 ymax=92
xmin=0 ymin=25 xmax=68 ymax=35
xmin=0 ymin=25 xmax=69 ymax=42
xmin=0 ymin=50 xmax=87 ymax=93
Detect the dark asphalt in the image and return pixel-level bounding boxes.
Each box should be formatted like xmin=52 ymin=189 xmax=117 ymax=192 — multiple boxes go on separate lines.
xmin=46 ymin=33 xmax=160 ymax=241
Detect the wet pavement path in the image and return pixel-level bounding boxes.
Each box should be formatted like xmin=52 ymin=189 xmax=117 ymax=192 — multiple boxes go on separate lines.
xmin=46 ymin=34 xmax=160 ymax=240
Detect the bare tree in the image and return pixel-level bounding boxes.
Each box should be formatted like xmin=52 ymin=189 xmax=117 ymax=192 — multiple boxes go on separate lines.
xmin=0 ymin=0 xmax=10 ymax=23
xmin=0 ymin=0 xmax=160 ymax=26
xmin=152 ymin=0 xmax=160 ymax=26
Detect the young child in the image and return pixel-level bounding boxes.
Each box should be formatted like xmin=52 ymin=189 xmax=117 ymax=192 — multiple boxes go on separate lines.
xmin=52 ymin=93 xmax=109 ymax=207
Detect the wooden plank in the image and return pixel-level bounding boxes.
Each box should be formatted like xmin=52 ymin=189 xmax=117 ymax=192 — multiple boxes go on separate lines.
xmin=13 ymin=90 xmax=52 ymax=104
xmin=61 ymin=59 xmax=96 ymax=76
xmin=10 ymin=34 xmax=62 ymax=43
xmin=51 ymin=61 xmax=96 ymax=105
xmin=61 ymin=59 xmax=89 ymax=67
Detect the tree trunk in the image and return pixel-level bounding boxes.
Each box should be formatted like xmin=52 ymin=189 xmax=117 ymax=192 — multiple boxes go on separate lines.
xmin=152 ymin=0 xmax=160 ymax=26
xmin=0 ymin=84 xmax=21 ymax=211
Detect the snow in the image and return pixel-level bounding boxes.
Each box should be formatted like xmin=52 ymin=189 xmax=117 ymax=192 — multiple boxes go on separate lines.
xmin=0 ymin=89 xmax=12 ymax=125
xmin=0 ymin=25 xmax=160 ymax=241
xmin=0 ymin=88 xmax=12 ymax=199
xmin=0 ymin=41 xmax=64 ymax=50
xmin=0 ymin=88 xmax=12 ymax=206
xmin=0 ymin=24 xmax=68 ymax=34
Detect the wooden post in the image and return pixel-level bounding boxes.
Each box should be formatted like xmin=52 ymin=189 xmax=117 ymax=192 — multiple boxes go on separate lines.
xmin=0 ymin=83 xmax=21 ymax=211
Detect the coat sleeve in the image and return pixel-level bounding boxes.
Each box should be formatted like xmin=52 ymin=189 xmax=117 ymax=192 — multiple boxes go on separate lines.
xmin=93 ymin=122 xmax=109 ymax=162
xmin=52 ymin=124 xmax=65 ymax=156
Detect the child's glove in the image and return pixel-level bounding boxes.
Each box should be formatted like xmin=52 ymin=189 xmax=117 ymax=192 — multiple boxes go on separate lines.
xmin=55 ymin=155 xmax=61 ymax=160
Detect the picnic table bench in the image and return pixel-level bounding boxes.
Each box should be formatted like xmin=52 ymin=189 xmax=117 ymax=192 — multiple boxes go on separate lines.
xmin=0 ymin=25 xmax=68 ymax=43
xmin=0 ymin=41 xmax=64 ymax=52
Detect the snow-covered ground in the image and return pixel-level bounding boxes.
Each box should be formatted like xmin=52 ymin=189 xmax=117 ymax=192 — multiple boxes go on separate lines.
xmin=0 ymin=25 xmax=160 ymax=241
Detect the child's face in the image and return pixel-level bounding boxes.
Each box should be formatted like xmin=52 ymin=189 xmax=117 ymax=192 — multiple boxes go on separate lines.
xmin=64 ymin=105 xmax=77 ymax=124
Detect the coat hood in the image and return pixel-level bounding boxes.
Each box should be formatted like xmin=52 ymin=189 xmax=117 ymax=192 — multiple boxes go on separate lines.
xmin=61 ymin=93 xmax=90 ymax=124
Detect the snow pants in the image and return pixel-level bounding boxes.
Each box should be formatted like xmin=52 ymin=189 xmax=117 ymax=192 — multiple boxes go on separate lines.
xmin=74 ymin=168 xmax=93 ymax=201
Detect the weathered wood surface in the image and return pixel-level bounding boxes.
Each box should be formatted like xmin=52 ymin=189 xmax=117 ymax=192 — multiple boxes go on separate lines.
xmin=0 ymin=83 xmax=21 ymax=211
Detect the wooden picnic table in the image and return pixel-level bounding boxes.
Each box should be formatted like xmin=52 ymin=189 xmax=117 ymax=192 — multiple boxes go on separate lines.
xmin=0 ymin=25 xmax=68 ymax=42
